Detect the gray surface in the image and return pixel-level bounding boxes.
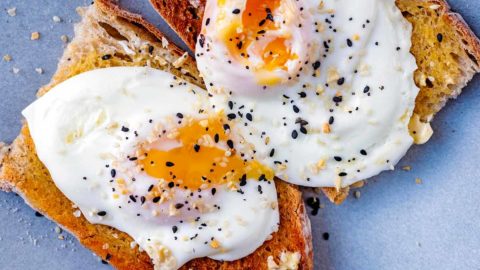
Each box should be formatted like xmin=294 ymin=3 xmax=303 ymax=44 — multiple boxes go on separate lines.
xmin=0 ymin=0 xmax=479 ymax=269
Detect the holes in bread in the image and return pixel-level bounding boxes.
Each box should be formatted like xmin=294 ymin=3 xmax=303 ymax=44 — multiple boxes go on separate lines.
xmin=401 ymin=11 xmax=413 ymax=19
xmin=113 ymin=53 xmax=133 ymax=62
xmin=425 ymin=77 xmax=434 ymax=88
xmin=466 ymin=50 xmax=479 ymax=67
xmin=99 ymin=22 xmax=128 ymax=41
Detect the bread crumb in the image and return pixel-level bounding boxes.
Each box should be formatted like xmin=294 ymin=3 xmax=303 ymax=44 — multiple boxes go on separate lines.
xmin=58 ymin=235 xmax=65 ymax=240
xmin=161 ymin=36 xmax=169 ymax=48
xmin=60 ymin=35 xmax=69 ymax=43
xmin=73 ymin=210 xmax=81 ymax=217
xmin=415 ymin=178 xmax=422 ymax=184
xmin=267 ymin=251 xmax=301 ymax=270
xmin=7 ymin=7 xmax=16 ymax=17
xmin=52 ymin=16 xmax=61 ymax=23
xmin=210 ymin=239 xmax=220 ymax=249
xmin=54 ymin=226 xmax=62 ymax=234
xmin=12 ymin=67 xmax=20 ymax=74
xmin=353 ymin=190 xmax=361 ymax=199
xmin=351 ymin=180 xmax=365 ymax=188
xmin=31 ymin=32 xmax=40 ymax=40
xmin=408 ymin=114 xmax=433 ymax=144
xmin=402 ymin=165 xmax=412 ymax=171
xmin=173 ymin=52 xmax=188 ymax=68
xmin=130 ymin=241 xmax=137 ymax=249
xmin=322 ymin=123 xmax=331 ymax=133
xmin=35 ymin=68 xmax=43 ymax=74
xmin=3 ymin=54 xmax=12 ymax=62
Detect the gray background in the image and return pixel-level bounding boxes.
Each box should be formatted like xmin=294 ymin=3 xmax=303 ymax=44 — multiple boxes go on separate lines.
xmin=0 ymin=0 xmax=479 ymax=269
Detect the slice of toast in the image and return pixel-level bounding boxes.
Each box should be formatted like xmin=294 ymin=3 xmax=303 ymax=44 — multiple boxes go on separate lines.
xmin=0 ymin=1 xmax=313 ymax=269
xmin=150 ymin=0 xmax=480 ymax=204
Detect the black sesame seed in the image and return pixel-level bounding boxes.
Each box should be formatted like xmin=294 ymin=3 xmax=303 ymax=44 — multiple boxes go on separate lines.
xmin=102 ymin=54 xmax=112 ymax=60
xmin=239 ymin=174 xmax=247 ymax=186
xmin=300 ymin=126 xmax=307 ymax=134
xmin=346 ymin=39 xmax=353 ymax=47
xmin=110 ymin=169 xmax=116 ymax=178
xmin=194 ymin=144 xmax=200 ymax=152
xmin=298 ymin=92 xmax=307 ymax=98
xmin=206 ymin=18 xmax=210 ymax=26
xmin=363 ymin=86 xmax=370 ymax=93
xmin=257 ymin=185 xmax=263 ymax=194
xmin=313 ymin=60 xmax=321 ymax=70
xmin=168 ymin=181 xmax=175 ymax=188
xmin=172 ymin=226 xmax=178 ymax=233
xmin=227 ymin=140 xmax=234 ymax=149
xmin=334 ymin=156 xmax=342 ymax=162
xmin=214 ymin=133 xmax=220 ymax=143
xmin=291 ymin=130 xmax=298 ymax=139
xmin=34 ymin=211 xmax=43 ymax=217
xmin=121 ymin=126 xmax=129 ymax=132
xmin=437 ymin=33 xmax=443 ymax=42
xmin=212 ymin=188 xmax=217 ymax=196
xmin=166 ymin=161 xmax=175 ymax=167
xmin=97 ymin=211 xmax=107 ymax=216
xmin=269 ymin=148 xmax=275 ymax=157
xmin=266 ymin=13 xmax=274 ymax=22
xmin=337 ymin=77 xmax=345 ymax=85
xmin=322 ymin=232 xmax=330 ymax=240
xmin=329 ymin=116 xmax=334 ymax=125
xmin=176 ymin=113 xmax=184 ymax=119
xmin=232 ymin=8 xmax=240 ymax=14
xmin=292 ymin=105 xmax=300 ymax=113
xmin=360 ymin=149 xmax=367 ymax=155
xmin=227 ymin=113 xmax=237 ymax=120
xmin=152 ymin=196 xmax=160 ymax=203
xmin=246 ymin=113 xmax=253 ymax=121
xmin=332 ymin=96 xmax=343 ymax=103
xmin=339 ymin=172 xmax=348 ymax=177
xmin=175 ymin=203 xmax=184 ymax=209
xmin=129 ymin=195 xmax=137 ymax=203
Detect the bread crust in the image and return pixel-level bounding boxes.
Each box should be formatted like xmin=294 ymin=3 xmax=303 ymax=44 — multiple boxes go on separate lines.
xmin=150 ymin=0 xmax=480 ymax=204
xmin=0 ymin=1 xmax=313 ymax=269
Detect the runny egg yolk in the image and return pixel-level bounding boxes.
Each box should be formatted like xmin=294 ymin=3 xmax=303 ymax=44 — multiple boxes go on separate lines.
xmin=140 ymin=116 xmax=274 ymax=190
xmin=218 ymin=0 xmax=297 ymax=85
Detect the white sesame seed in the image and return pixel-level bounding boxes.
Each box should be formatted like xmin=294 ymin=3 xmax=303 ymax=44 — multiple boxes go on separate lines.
xmin=7 ymin=7 xmax=16 ymax=17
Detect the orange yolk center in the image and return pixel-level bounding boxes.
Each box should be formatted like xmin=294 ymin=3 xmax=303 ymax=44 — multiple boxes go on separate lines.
xmin=221 ymin=0 xmax=295 ymax=74
xmin=140 ymin=116 xmax=273 ymax=190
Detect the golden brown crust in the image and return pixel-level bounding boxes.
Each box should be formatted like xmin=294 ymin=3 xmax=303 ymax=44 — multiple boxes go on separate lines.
xmin=150 ymin=0 xmax=480 ymax=204
xmin=0 ymin=1 xmax=313 ymax=269
xmin=150 ymin=0 xmax=206 ymax=52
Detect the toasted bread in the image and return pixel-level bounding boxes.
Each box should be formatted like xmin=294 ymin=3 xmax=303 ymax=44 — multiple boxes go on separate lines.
xmin=0 ymin=1 xmax=313 ymax=269
xmin=150 ymin=0 xmax=480 ymax=204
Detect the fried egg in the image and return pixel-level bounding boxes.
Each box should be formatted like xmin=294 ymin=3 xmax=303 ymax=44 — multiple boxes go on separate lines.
xmin=196 ymin=0 xmax=419 ymax=188
xmin=23 ymin=67 xmax=279 ymax=269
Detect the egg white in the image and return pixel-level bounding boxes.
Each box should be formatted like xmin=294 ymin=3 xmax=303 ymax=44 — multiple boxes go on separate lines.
xmin=23 ymin=67 xmax=279 ymax=269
